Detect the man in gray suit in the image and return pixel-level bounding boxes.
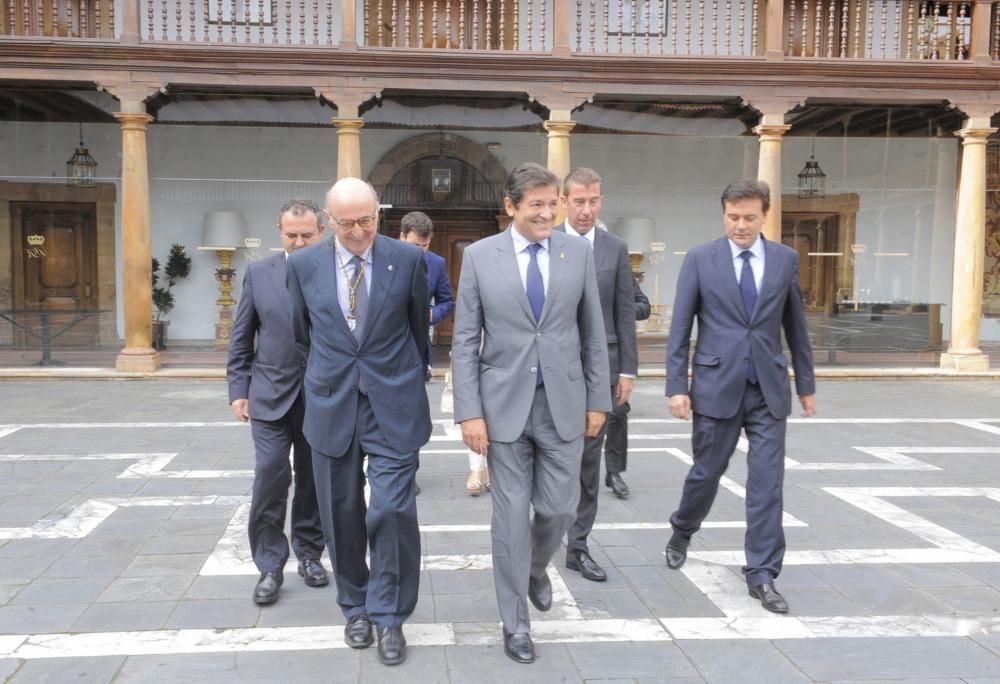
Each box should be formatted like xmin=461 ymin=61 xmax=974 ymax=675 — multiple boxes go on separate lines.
xmin=558 ymin=168 xmax=637 ymax=583
xmin=452 ymin=162 xmax=611 ymax=664
xmin=664 ymin=180 xmax=816 ymax=614
xmin=227 ymin=199 xmax=328 ymax=605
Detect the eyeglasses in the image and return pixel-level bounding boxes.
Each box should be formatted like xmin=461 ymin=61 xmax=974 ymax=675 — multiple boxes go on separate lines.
xmin=327 ymin=213 xmax=377 ymax=230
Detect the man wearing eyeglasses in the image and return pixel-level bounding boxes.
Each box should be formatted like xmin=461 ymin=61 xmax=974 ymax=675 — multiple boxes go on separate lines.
xmin=286 ymin=178 xmax=431 ymax=667
xmin=557 ymin=168 xmax=638 ymax=585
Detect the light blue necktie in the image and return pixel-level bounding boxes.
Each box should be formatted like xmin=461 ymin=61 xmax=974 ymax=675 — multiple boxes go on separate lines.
xmin=739 ymin=251 xmax=758 ymax=385
xmin=526 ymin=243 xmax=545 ymax=386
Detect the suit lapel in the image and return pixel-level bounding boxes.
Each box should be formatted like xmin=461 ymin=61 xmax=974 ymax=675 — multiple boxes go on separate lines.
xmin=711 ymin=237 xmax=749 ymax=325
xmin=753 ymin=237 xmax=783 ymax=323
xmin=268 ymin=253 xmax=288 ymax=304
xmin=591 ymin=228 xmax=608 ymax=268
xmin=316 ymin=240 xmax=355 ymax=342
xmin=359 ymin=234 xmax=397 ymax=348
xmin=539 ymin=231 xmax=565 ymax=324
xmin=497 ymin=228 xmax=537 ymax=324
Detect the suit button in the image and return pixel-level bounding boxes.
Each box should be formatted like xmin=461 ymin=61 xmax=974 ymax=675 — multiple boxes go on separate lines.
xmin=530 ymin=366 xmax=537 ymax=373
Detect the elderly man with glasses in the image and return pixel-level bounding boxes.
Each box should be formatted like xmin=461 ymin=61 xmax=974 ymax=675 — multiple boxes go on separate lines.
xmin=287 ymin=177 xmax=431 ymax=667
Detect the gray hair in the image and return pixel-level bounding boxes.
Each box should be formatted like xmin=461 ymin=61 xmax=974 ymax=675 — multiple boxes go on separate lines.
xmin=563 ymin=167 xmax=602 ymax=196
xmin=720 ymin=179 xmax=770 ymax=214
xmin=400 ymin=211 xmax=433 ymax=238
xmin=504 ymin=162 xmax=558 ymax=207
xmin=278 ymin=198 xmax=321 ymax=224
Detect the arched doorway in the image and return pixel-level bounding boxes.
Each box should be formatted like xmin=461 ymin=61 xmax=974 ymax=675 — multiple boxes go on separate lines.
xmin=368 ymin=133 xmax=507 ymax=343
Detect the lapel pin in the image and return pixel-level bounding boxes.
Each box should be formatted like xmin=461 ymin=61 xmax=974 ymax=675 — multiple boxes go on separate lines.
xmin=387 ymin=264 xmax=394 ymax=272
xmin=560 ymin=252 xmax=565 ymax=259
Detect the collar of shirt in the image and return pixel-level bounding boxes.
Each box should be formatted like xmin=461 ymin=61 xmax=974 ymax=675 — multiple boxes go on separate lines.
xmin=334 ymin=238 xmax=372 ymax=267
xmin=728 ymin=235 xmax=764 ymax=262
xmin=510 ymin=225 xmax=550 ymax=255
xmin=564 ymin=220 xmax=596 ymax=245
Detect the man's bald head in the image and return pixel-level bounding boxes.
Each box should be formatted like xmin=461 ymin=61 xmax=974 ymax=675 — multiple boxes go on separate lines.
xmin=324 ymin=177 xmax=381 ymax=257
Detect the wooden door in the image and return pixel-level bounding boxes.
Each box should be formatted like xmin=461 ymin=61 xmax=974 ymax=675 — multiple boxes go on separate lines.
xmin=12 ymin=202 xmax=99 ymax=346
xmin=782 ymin=212 xmax=840 ymax=313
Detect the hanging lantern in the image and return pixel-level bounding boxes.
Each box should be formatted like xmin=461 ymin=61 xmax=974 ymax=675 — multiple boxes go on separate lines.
xmin=66 ymin=123 xmax=98 ymax=187
xmin=797 ymin=140 xmax=826 ymax=199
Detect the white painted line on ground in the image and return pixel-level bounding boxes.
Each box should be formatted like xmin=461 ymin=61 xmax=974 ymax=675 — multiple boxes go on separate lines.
xmin=954 ymin=420 xmax=1000 ymax=436
xmin=0 ymin=427 xmax=21 ymax=439
xmin=787 ymin=446 xmax=944 ymax=471
xmin=0 ymin=453 xmax=254 ymax=479
xmin=0 ymin=422 xmax=240 ymax=429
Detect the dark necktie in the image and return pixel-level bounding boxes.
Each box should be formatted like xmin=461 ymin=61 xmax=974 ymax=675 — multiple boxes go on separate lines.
xmin=526 ymin=243 xmax=545 ymax=385
xmin=739 ymin=250 xmax=758 ymax=384
xmin=350 ymin=255 xmax=368 ymax=340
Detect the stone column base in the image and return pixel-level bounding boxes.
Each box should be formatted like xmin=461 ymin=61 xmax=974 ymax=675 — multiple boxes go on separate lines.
xmin=116 ymin=348 xmax=162 ymax=372
xmin=939 ymin=351 xmax=991 ymax=372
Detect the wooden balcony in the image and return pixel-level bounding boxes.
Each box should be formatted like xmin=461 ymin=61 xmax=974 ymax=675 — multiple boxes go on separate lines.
xmin=2 ymin=0 xmax=997 ymax=62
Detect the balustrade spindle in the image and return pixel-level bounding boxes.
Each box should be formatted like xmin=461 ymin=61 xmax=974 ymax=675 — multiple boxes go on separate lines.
xmin=42 ymin=0 xmax=48 ymax=36
xmin=364 ymin=0 xmax=369 ymax=43
xmin=956 ymin=2 xmax=967 ymax=60
xmin=541 ymin=0 xmax=545 ymax=49
xmin=230 ymin=0 xmax=236 ymax=43
xmin=459 ymin=0 xmax=465 ymax=48
xmin=575 ymin=0 xmax=581 ymax=50
xmin=918 ymin=2 xmax=928 ymax=57
xmin=801 ymin=0 xmax=808 ymax=55
xmin=326 ymin=0 xmax=332 ymax=44
xmin=174 ymin=0 xmax=181 ymax=40
xmin=787 ymin=0 xmax=796 ymax=54
xmin=9 ymin=0 xmax=16 ymax=35
xmin=614 ymin=0 xmax=621 ymax=51
xmin=431 ymin=0 xmax=437 ymax=46
xmin=472 ymin=0 xmax=478 ymax=48
xmin=512 ymin=0 xmax=518 ymax=49
xmin=188 ymin=0 xmax=195 ymax=41
xmin=644 ymin=0 xmax=650 ymax=52
xmin=814 ymin=0 xmax=822 ymax=57
xmin=49 ymin=0 xmax=58 ymax=36
xmin=724 ymin=0 xmax=731 ymax=54
xmin=588 ymin=0 xmax=594 ymax=51
xmin=312 ymin=0 xmax=318 ymax=43
xmin=109 ymin=0 xmax=114 ymax=37
xmin=21 ymin=0 xmax=28 ymax=34
xmin=527 ymin=0 xmax=533 ymax=49
xmin=904 ymin=0 xmax=914 ymax=58
xmin=377 ymin=0 xmax=384 ymax=45
xmin=852 ymin=0 xmax=861 ymax=56
xmin=839 ymin=0 xmax=848 ymax=57
xmin=670 ymin=0 xmax=677 ymax=52
xmin=202 ymin=0 xmax=209 ymax=40
xmin=389 ymin=0 xmax=396 ymax=45
xmin=697 ymin=0 xmax=704 ymax=53
xmin=711 ymin=0 xmax=718 ymax=54
xmin=298 ymin=0 xmax=305 ymax=44
xmin=994 ymin=3 xmax=999 ymax=60
xmin=486 ymin=0 xmax=492 ymax=49
xmin=630 ymin=0 xmax=636 ymax=51
xmin=66 ymin=0 xmax=73 ymax=36
xmin=404 ymin=0 xmax=411 ymax=47
xmin=826 ymin=0 xmax=834 ymax=57
xmin=892 ymin=0 xmax=900 ymax=59
xmin=866 ymin=0 xmax=874 ymax=58
xmin=658 ymin=0 xmax=665 ymax=52
xmin=684 ymin=0 xmax=691 ymax=53
xmin=284 ymin=0 xmax=291 ymax=44
xmin=879 ymin=0 xmax=887 ymax=57
xmin=750 ymin=0 xmax=757 ymax=54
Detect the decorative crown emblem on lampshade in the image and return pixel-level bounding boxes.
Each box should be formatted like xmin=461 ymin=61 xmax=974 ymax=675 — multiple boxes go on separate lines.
xmin=244 ymin=237 xmax=262 ymax=249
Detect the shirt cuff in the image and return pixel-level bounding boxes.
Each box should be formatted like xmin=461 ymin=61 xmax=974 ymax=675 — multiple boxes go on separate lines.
xmin=618 ymin=373 xmax=636 ymax=379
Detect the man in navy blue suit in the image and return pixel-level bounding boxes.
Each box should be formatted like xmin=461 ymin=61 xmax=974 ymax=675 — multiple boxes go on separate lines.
xmin=398 ymin=211 xmax=454 ymax=381
xmin=287 ymin=178 xmax=431 ymax=666
xmin=664 ymin=180 xmax=816 ymax=614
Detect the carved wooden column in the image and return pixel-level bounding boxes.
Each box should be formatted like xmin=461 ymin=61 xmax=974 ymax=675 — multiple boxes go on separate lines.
xmin=747 ymin=97 xmax=799 ymax=243
xmin=763 ymin=0 xmax=785 ymax=59
xmin=121 ymin=0 xmax=141 ymax=44
xmin=970 ymin=0 xmax=995 ymax=65
xmin=315 ymin=85 xmax=380 ymax=180
xmin=552 ymin=0 xmax=571 ymax=55
xmin=112 ymin=97 xmax=159 ymax=372
xmin=340 ymin=0 xmax=358 ymax=48
xmin=940 ymin=106 xmax=998 ymax=371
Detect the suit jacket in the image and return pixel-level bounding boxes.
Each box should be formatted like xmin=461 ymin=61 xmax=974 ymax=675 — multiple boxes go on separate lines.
xmin=227 ymin=252 xmax=304 ymax=422
xmin=425 ymin=250 xmax=454 ymax=326
xmin=633 ymin=276 xmax=651 ymax=322
xmin=558 ymin=222 xmax=637 ymax=380
xmin=286 ymin=235 xmax=432 ymax=457
xmin=452 ymin=227 xmax=611 ymax=443
xmin=666 ymin=236 xmax=815 ymax=420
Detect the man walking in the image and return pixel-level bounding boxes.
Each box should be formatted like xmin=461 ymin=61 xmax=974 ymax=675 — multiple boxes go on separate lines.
xmin=227 ymin=198 xmax=329 ymax=606
xmin=664 ymin=180 xmax=816 ymax=614
xmin=287 ymin=178 xmax=431 ymax=666
xmin=452 ymin=162 xmax=610 ymax=664
xmin=558 ymin=168 xmax=637 ymax=583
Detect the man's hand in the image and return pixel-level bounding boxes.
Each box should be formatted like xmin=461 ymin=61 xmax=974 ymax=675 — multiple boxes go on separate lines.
xmin=461 ymin=418 xmax=490 ymax=456
xmin=231 ymin=399 xmax=249 ymax=423
xmin=799 ymin=393 xmax=817 ymax=417
xmin=668 ymin=394 xmax=691 ymax=420
xmin=615 ymin=377 xmax=634 ymax=406
xmin=585 ymin=411 xmax=606 ymax=438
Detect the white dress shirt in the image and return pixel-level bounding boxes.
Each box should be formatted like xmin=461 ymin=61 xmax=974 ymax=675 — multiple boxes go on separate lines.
xmin=509 ymin=225 xmax=550 ymax=294
xmin=334 ymin=238 xmax=373 ymax=324
xmin=729 ymin=235 xmax=765 ymax=292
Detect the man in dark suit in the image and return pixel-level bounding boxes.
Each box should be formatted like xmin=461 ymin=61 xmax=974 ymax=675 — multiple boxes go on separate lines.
xmin=558 ymin=168 xmax=637 ymax=583
xmin=398 ymin=211 xmax=454 ymax=381
xmin=452 ymin=163 xmax=610 ymax=664
xmin=287 ymin=178 xmax=430 ymax=666
xmin=227 ymin=198 xmax=329 ymax=605
xmin=602 ymin=266 xmax=652 ymax=499
xmin=664 ymin=179 xmax=816 ymax=614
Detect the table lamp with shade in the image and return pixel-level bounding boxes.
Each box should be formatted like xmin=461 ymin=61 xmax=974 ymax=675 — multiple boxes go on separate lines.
xmin=614 ymin=217 xmax=655 ymax=277
xmin=198 ymin=211 xmax=247 ymax=349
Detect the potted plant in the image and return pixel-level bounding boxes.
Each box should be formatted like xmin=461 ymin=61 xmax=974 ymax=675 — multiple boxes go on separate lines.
xmin=152 ymin=243 xmax=192 ymax=350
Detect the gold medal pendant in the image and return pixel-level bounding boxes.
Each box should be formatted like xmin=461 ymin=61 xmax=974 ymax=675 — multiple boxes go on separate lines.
xmin=347 ymin=315 xmax=357 ymax=332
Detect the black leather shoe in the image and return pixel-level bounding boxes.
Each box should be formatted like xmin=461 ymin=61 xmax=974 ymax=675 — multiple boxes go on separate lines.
xmin=252 ymin=571 xmax=282 ymax=605
xmin=665 ymin=532 xmax=689 ymax=570
xmin=376 ymin=626 xmax=407 ymax=666
xmin=605 ymin=472 xmax=630 ymax=498
xmin=344 ymin=614 xmax=374 ymax=649
xmin=528 ymin=572 xmax=552 ymax=612
xmin=502 ymin=628 xmax=535 ymax=664
xmin=297 ymin=559 xmax=329 ymax=587
xmin=565 ymin=550 xmax=607 ymax=582
xmin=749 ymin=582 xmax=789 ymax=614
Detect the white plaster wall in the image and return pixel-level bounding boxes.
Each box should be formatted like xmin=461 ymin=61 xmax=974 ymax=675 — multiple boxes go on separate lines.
xmin=0 ymin=122 xmax=975 ymax=341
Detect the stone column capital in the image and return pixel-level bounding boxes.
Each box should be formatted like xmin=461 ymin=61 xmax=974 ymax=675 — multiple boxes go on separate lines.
xmin=332 ymin=117 xmax=365 ymax=131
xmin=543 ymin=120 xmax=577 ymax=137
xmin=113 ymin=112 xmax=154 ymax=130
xmin=753 ymin=123 xmax=792 ymax=141
xmin=528 ymin=87 xmax=594 ymax=119
xmin=955 ymin=126 xmax=998 ymax=143
xmin=98 ymin=80 xmax=164 ymax=112
xmin=948 ymin=101 xmax=1000 ymax=129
